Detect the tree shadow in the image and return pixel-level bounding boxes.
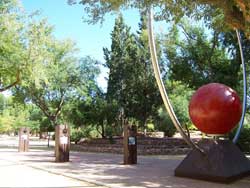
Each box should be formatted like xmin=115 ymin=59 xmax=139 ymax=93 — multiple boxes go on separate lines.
xmin=2 ymin=147 xmax=250 ymax=188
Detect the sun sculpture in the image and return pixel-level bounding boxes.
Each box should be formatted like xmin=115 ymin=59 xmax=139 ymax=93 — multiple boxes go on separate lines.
xmin=189 ymin=83 xmax=242 ymax=135
xmin=148 ymin=9 xmax=250 ymax=182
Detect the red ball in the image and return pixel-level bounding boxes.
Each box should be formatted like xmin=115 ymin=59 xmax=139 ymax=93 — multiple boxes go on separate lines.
xmin=189 ymin=83 xmax=242 ymax=135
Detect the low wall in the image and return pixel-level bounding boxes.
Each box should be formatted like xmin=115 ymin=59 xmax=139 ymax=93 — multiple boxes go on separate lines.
xmin=72 ymin=137 xmax=199 ymax=155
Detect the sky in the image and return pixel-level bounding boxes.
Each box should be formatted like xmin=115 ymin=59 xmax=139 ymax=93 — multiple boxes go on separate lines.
xmin=19 ymin=0 xmax=144 ymax=89
xmin=19 ymin=0 xmax=167 ymax=90
xmin=20 ymin=0 xmax=142 ymax=61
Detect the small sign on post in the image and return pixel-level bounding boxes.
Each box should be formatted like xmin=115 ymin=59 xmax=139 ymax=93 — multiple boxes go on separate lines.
xmin=18 ymin=127 xmax=29 ymax=152
xmin=123 ymin=124 xmax=137 ymax=164
xmin=55 ymin=124 xmax=70 ymax=162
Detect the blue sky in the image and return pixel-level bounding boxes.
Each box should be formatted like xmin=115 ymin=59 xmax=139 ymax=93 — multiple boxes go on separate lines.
xmin=20 ymin=0 xmax=144 ymax=89
xmin=19 ymin=0 xmax=167 ymax=90
xmin=20 ymin=0 xmax=141 ymax=62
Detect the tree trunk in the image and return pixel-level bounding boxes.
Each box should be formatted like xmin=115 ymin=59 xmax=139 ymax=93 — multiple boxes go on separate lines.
xmin=100 ymin=121 xmax=106 ymax=138
xmin=140 ymin=116 xmax=147 ymax=136
xmin=48 ymin=118 xmax=57 ymax=148
xmin=39 ymin=131 xmax=43 ymax=139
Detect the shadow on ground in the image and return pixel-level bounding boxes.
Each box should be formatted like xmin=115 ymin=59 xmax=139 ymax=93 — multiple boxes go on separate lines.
xmin=3 ymin=148 xmax=249 ymax=188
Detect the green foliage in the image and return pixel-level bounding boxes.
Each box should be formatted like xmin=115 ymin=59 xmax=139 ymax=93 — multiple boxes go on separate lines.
xmin=230 ymin=126 xmax=250 ymax=153
xmin=60 ymin=57 xmax=103 ymax=135
xmin=70 ymin=128 xmax=85 ymax=143
xmin=197 ymin=0 xmax=250 ymax=36
xmin=71 ymin=125 xmax=103 ymax=142
xmin=68 ymin=0 xmax=250 ymax=36
xmin=0 ymin=113 xmax=14 ymax=133
xmin=147 ymin=123 xmax=155 ymax=131
xmin=164 ymin=21 xmax=240 ymax=90
xmin=104 ymin=15 xmax=137 ymax=104
xmin=131 ymin=13 xmax=161 ymax=129
xmin=66 ymin=88 xmax=120 ymax=138
xmin=0 ymin=94 xmax=44 ymax=133
xmin=156 ymin=107 xmax=177 ymax=137
xmin=105 ymin=126 xmax=113 ymax=137
xmin=28 ymin=106 xmax=45 ymax=132
xmin=154 ymin=81 xmax=194 ymax=137
xmin=0 ymin=1 xmax=55 ymax=92
xmin=2 ymin=0 xmax=249 ymax=139
xmin=219 ymin=30 xmax=250 ymax=100
xmin=0 ymin=94 xmax=7 ymax=113
xmin=104 ymin=15 xmax=138 ymax=130
xmin=38 ymin=117 xmax=53 ymax=132
xmin=166 ymin=81 xmax=193 ymax=125
xmin=0 ymin=0 xmax=24 ymax=91
xmin=104 ymin=15 xmax=161 ymax=131
xmin=13 ymin=27 xmax=100 ymax=127
xmin=68 ymin=1 xmax=250 ymax=138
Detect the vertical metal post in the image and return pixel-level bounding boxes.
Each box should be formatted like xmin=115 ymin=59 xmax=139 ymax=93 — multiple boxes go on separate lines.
xmin=123 ymin=122 xmax=129 ymax=164
xmin=55 ymin=125 xmax=70 ymax=162
xmin=47 ymin=132 xmax=50 ymax=148
xmin=18 ymin=127 xmax=29 ymax=152
xmin=124 ymin=123 xmax=137 ymax=164
xmin=128 ymin=125 xmax=137 ymax=164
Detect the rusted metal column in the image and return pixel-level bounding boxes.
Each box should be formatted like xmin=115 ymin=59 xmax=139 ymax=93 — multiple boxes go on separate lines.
xmin=55 ymin=124 xmax=70 ymax=162
xmin=124 ymin=124 xmax=137 ymax=164
xmin=18 ymin=127 xmax=29 ymax=152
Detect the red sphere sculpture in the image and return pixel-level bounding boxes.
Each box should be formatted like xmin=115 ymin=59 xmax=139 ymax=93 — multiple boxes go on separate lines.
xmin=189 ymin=83 xmax=242 ymax=135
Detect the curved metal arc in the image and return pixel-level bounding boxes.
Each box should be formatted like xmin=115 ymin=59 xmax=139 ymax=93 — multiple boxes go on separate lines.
xmin=147 ymin=8 xmax=204 ymax=154
xmin=233 ymin=29 xmax=247 ymax=143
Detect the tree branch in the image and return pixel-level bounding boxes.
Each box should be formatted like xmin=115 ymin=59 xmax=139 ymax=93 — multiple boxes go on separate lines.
xmin=0 ymin=71 xmax=20 ymax=92
xmin=54 ymin=90 xmax=65 ymax=117
xmin=180 ymin=24 xmax=197 ymax=41
xmin=33 ymin=96 xmax=51 ymax=118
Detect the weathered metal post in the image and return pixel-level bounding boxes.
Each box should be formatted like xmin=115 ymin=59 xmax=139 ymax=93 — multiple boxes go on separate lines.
xmin=55 ymin=124 xmax=70 ymax=162
xmin=123 ymin=123 xmax=137 ymax=164
xmin=18 ymin=127 xmax=29 ymax=152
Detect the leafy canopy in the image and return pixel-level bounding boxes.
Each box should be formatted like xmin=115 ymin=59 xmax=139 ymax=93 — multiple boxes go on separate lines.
xmin=164 ymin=20 xmax=241 ymax=90
xmin=0 ymin=0 xmax=57 ymax=92
xmin=68 ymin=0 xmax=250 ymax=36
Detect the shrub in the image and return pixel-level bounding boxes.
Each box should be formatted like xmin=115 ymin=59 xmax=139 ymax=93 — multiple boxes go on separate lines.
xmin=230 ymin=127 xmax=250 ymax=153
xmin=147 ymin=123 xmax=155 ymax=132
xmin=70 ymin=129 xmax=86 ymax=144
xmin=155 ymin=107 xmax=177 ymax=137
xmin=105 ymin=126 xmax=116 ymax=144
xmin=154 ymin=81 xmax=194 ymax=137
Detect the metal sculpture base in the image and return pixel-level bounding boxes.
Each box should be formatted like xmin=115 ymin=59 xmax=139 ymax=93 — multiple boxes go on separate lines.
xmin=175 ymin=139 xmax=250 ymax=183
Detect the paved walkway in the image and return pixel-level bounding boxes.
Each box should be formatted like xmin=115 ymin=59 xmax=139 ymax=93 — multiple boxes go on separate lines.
xmin=1 ymin=137 xmax=250 ymax=188
xmin=0 ymin=157 xmax=101 ymax=188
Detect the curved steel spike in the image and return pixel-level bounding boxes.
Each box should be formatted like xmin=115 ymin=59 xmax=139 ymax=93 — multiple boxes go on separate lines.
xmin=233 ymin=29 xmax=247 ymax=143
xmin=147 ymin=8 xmax=204 ymax=154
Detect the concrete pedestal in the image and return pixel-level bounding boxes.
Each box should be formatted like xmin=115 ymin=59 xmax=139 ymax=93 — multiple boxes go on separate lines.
xmin=175 ymin=139 xmax=250 ymax=183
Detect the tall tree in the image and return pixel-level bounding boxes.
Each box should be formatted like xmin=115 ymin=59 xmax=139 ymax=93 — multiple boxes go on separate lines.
xmin=0 ymin=94 xmax=42 ymax=134
xmin=104 ymin=15 xmax=138 ymax=124
xmin=13 ymin=39 xmax=99 ymax=128
xmin=130 ymin=14 xmax=161 ymax=129
xmin=66 ymin=88 xmax=114 ymax=138
xmin=156 ymin=81 xmax=194 ymax=137
xmin=0 ymin=0 xmax=54 ymax=92
xmin=103 ymin=14 xmax=162 ymax=130
xmin=164 ymin=21 xmax=241 ymax=90
xmin=219 ymin=30 xmax=250 ymax=107
xmin=61 ymin=57 xmax=103 ymax=133
xmin=0 ymin=0 xmax=23 ymax=92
